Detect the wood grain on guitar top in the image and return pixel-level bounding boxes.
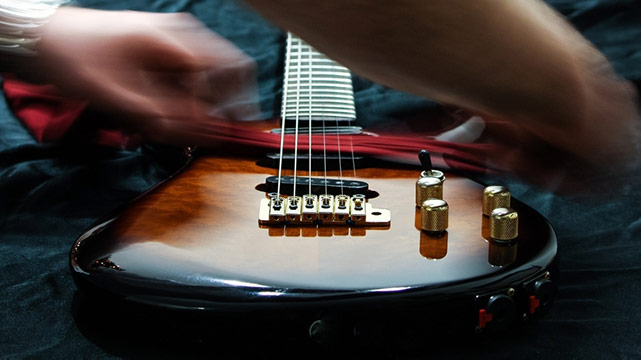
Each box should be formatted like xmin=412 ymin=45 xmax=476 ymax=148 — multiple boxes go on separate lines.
xmin=81 ymin=152 xmax=538 ymax=291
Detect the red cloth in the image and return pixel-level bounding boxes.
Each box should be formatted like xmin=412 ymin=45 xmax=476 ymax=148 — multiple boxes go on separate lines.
xmin=3 ymin=77 xmax=86 ymax=142
xmin=2 ymin=76 xmax=138 ymax=149
xmin=1 ymin=75 xmax=494 ymax=173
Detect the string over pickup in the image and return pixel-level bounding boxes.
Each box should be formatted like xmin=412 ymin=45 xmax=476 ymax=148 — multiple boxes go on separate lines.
xmin=259 ymin=194 xmax=390 ymax=227
xmin=262 ymin=153 xmax=367 ymax=170
xmin=264 ymin=176 xmax=370 ymax=196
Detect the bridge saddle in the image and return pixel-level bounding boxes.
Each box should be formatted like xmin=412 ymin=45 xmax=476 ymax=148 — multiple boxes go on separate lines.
xmin=258 ymin=194 xmax=390 ymax=226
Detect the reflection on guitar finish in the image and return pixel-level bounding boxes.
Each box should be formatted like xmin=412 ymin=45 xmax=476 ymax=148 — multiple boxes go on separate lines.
xmin=70 ymin=33 xmax=557 ymax=339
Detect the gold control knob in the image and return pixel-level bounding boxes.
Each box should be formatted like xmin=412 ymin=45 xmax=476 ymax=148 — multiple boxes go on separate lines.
xmin=416 ymin=176 xmax=443 ymax=206
xmin=421 ymin=199 xmax=449 ymax=232
xmin=490 ymin=207 xmax=518 ymax=241
xmin=483 ymin=185 xmax=511 ymax=216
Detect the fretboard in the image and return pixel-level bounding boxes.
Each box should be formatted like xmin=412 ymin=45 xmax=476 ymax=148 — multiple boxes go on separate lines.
xmin=281 ymin=33 xmax=356 ymax=123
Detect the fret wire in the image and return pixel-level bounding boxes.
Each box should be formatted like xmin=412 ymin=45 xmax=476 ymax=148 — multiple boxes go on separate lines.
xmin=288 ymin=67 xmax=351 ymax=73
xmin=284 ymin=103 xmax=355 ymax=109
xmin=283 ymin=120 xmax=356 ymax=125
xmin=284 ymin=118 xmax=356 ymax=122
xmin=283 ymin=117 xmax=356 ymax=122
xmin=284 ymin=115 xmax=356 ymax=119
xmin=285 ymin=97 xmax=355 ymax=101
xmin=274 ymin=126 xmax=362 ymax=135
xmin=286 ymin=106 xmax=355 ymax=110
xmin=289 ymin=57 xmax=339 ymax=62
xmin=289 ymin=103 xmax=355 ymax=108
xmin=284 ymin=107 xmax=355 ymax=111
xmin=285 ymin=100 xmax=353 ymax=107
xmin=286 ymin=93 xmax=353 ymax=100
xmin=286 ymin=71 xmax=351 ymax=77
xmin=285 ymin=104 xmax=355 ymax=110
xmin=288 ymin=54 xmax=338 ymax=61
xmin=285 ymin=91 xmax=354 ymax=97
xmin=285 ymin=100 xmax=353 ymax=108
xmin=286 ymin=87 xmax=353 ymax=94
xmin=284 ymin=112 xmax=356 ymax=117
xmin=285 ymin=79 xmax=352 ymax=84
xmin=284 ymin=111 xmax=355 ymax=115
xmin=285 ymin=109 xmax=355 ymax=114
xmin=290 ymin=74 xmax=350 ymax=79
xmin=286 ymin=77 xmax=352 ymax=83
xmin=285 ymin=111 xmax=356 ymax=116
xmin=287 ymin=64 xmax=351 ymax=69
xmin=284 ymin=114 xmax=356 ymax=118
xmin=285 ymin=100 xmax=355 ymax=106
xmin=284 ymin=116 xmax=356 ymax=119
xmin=285 ymin=84 xmax=353 ymax=90
xmin=284 ymin=112 xmax=356 ymax=116
xmin=286 ymin=83 xmax=353 ymax=90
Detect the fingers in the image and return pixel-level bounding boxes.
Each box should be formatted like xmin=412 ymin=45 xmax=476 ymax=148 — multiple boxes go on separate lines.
xmin=125 ymin=35 xmax=205 ymax=73
xmin=33 ymin=7 xmax=261 ymax=147
xmin=130 ymin=13 xmax=260 ymax=121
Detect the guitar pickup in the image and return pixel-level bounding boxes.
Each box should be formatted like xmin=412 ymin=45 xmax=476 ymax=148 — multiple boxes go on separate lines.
xmin=263 ymin=176 xmax=369 ymax=196
xmin=259 ymin=194 xmax=390 ymax=227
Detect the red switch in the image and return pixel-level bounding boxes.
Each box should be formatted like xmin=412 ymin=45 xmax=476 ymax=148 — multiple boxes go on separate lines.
xmin=529 ymin=295 xmax=541 ymax=315
xmin=478 ymin=309 xmax=493 ymax=329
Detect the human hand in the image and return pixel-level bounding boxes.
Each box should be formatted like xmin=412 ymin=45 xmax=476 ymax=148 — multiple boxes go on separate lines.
xmin=482 ymin=78 xmax=641 ymax=193
xmin=28 ymin=7 xmax=259 ymax=146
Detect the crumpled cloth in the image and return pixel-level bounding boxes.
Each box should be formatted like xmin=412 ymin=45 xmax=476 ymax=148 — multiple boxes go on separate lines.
xmin=2 ymin=75 xmax=139 ymax=149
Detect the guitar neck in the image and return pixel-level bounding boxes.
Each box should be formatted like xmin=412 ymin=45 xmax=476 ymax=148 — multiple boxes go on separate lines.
xmin=281 ymin=33 xmax=356 ymax=123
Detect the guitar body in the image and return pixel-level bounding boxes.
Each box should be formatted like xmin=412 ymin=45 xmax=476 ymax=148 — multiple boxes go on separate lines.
xmin=70 ymin=147 xmax=557 ymax=338
xmin=70 ymin=34 xmax=556 ymax=343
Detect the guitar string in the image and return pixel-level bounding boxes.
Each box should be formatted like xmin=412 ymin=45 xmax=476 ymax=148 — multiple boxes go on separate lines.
xmin=309 ymin=39 xmax=328 ymax=196
xmin=336 ymin=117 xmax=344 ymax=196
xmin=291 ymin=36 xmax=302 ymax=200
xmin=281 ymin=35 xmax=355 ymax=201
xmin=348 ymin=75 xmax=357 ymax=180
xmin=350 ymin=138 xmax=357 ymax=179
xmin=333 ymin=57 xmax=352 ymax=195
xmin=307 ymin=41 xmax=313 ymax=196
xmin=275 ymin=33 xmax=292 ymax=200
xmin=322 ymin=99 xmax=328 ymax=195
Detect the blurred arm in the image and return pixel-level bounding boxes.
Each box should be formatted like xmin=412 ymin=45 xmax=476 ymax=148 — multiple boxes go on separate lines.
xmin=243 ymin=0 xmax=640 ymax=166
xmin=1 ymin=6 xmax=259 ymax=147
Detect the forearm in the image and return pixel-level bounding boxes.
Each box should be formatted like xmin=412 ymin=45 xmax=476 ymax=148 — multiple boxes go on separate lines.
xmin=243 ymin=0 xmax=639 ymax=163
xmin=0 ymin=0 xmax=67 ymax=78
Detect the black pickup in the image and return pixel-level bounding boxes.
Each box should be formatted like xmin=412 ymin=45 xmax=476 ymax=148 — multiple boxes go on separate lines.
xmin=264 ymin=176 xmax=370 ymax=197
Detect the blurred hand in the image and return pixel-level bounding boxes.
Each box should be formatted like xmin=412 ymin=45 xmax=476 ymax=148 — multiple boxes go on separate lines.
xmin=243 ymin=0 xmax=640 ymax=193
xmin=31 ymin=7 xmax=259 ymax=146
xmin=480 ymin=80 xmax=641 ymax=193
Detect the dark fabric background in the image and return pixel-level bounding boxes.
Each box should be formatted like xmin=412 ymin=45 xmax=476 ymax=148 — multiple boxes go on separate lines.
xmin=1 ymin=0 xmax=640 ymax=358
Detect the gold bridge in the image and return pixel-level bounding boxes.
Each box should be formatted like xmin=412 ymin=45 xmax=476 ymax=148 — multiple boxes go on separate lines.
xmin=258 ymin=194 xmax=391 ymax=227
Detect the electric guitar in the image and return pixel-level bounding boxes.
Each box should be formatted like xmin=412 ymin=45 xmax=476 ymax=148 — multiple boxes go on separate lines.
xmin=70 ymin=34 xmax=557 ymax=343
